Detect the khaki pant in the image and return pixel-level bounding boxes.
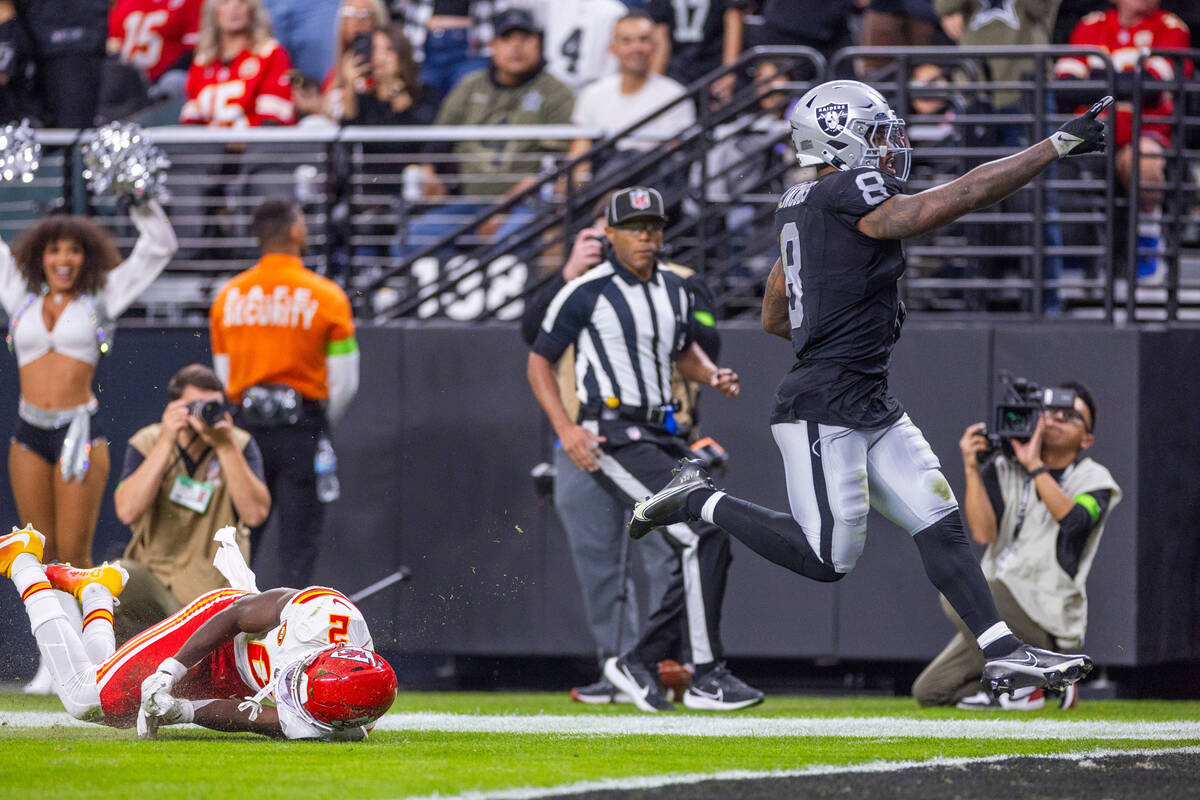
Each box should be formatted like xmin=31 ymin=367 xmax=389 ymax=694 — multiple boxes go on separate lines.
xmin=911 ymin=580 xmax=1057 ymax=706
xmin=112 ymin=560 xmax=183 ymax=646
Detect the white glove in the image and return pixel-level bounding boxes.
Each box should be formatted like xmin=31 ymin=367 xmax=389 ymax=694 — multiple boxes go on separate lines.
xmin=137 ymin=691 xmax=192 ymax=740
xmin=140 ymin=657 xmax=187 ymax=703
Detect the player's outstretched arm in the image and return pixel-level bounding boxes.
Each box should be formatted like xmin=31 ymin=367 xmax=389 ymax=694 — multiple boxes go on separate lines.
xmin=192 ymin=699 xmax=285 ymax=738
xmin=761 ymin=259 xmax=790 ymax=340
xmin=858 ymin=96 xmax=1113 ymax=241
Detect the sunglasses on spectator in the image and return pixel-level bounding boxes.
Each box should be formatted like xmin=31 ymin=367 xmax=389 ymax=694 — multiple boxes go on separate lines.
xmin=340 ymin=7 xmax=373 ymax=18
xmin=611 ymin=220 xmax=664 ymax=234
xmin=1044 ymin=407 xmax=1090 ymax=431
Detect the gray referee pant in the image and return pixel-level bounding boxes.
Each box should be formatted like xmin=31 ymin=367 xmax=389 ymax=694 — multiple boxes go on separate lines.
xmin=553 ymin=447 xmax=677 ymax=669
xmin=589 ymin=434 xmax=733 ymax=668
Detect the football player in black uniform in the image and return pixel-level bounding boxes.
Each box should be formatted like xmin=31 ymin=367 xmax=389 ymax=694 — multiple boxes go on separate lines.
xmin=626 ymin=79 xmax=1114 ymax=699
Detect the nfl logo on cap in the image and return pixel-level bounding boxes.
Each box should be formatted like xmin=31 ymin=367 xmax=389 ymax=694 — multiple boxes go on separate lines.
xmin=630 ymin=189 xmax=651 ymax=210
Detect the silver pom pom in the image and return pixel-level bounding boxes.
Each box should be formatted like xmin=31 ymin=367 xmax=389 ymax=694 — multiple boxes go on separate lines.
xmin=81 ymin=122 xmax=171 ymax=203
xmin=0 ymin=120 xmax=41 ymax=184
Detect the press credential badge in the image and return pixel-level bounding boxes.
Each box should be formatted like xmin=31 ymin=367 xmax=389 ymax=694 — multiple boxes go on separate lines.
xmin=169 ymin=475 xmax=214 ymax=514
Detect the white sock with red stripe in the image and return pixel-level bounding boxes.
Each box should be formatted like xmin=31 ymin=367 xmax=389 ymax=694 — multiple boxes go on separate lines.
xmin=79 ymin=583 xmax=116 ymax=664
xmin=10 ymin=553 xmax=61 ymax=631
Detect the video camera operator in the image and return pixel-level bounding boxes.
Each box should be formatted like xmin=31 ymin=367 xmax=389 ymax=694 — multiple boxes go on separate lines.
xmin=111 ymin=364 xmax=270 ymax=642
xmin=912 ymin=380 xmax=1121 ymax=711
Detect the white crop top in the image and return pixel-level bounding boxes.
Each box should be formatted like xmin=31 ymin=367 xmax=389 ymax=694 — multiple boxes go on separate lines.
xmin=1 ymin=201 xmax=177 ymax=367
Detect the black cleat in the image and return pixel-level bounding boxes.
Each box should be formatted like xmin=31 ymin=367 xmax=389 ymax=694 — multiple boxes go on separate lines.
xmin=628 ymin=459 xmax=715 ymax=540
xmin=683 ymin=663 xmax=765 ymax=711
xmin=603 ymin=655 xmax=674 ymax=712
xmin=982 ymin=643 xmax=1093 ymax=698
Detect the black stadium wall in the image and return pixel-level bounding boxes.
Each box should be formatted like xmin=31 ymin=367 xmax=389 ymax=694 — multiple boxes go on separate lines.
xmin=2 ymin=322 xmax=1199 ymax=680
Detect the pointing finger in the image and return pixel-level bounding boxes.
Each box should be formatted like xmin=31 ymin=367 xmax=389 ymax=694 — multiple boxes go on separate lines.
xmin=1085 ymin=95 xmax=1114 ymax=119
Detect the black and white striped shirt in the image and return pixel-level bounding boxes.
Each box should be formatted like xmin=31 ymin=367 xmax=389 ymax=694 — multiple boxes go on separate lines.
xmin=533 ymin=260 xmax=694 ymax=411
xmin=389 ymin=0 xmax=504 ymax=64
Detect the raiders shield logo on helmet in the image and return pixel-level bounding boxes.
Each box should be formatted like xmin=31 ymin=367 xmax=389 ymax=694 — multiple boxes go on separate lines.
xmin=816 ymin=103 xmax=848 ymax=136
xmin=630 ymin=189 xmax=652 ymax=210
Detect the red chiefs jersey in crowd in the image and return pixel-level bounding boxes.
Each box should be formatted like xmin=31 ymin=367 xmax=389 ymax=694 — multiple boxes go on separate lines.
xmin=108 ymin=0 xmax=203 ymax=82
xmin=180 ymin=39 xmax=295 ymax=126
xmin=1054 ymin=9 xmax=1191 ymax=147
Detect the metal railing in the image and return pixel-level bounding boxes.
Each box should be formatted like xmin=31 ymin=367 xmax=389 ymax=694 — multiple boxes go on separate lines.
xmin=0 ymin=44 xmax=1196 ymax=324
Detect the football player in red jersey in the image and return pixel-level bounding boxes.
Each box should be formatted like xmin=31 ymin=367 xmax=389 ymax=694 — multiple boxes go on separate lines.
xmin=108 ymin=0 xmax=204 ymax=85
xmin=180 ymin=0 xmax=295 ymax=126
xmin=1054 ymin=0 xmax=1191 ymax=281
xmin=0 ymin=524 xmax=397 ymax=740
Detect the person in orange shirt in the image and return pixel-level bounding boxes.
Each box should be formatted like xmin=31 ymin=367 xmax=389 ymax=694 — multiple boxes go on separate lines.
xmin=210 ymin=197 xmax=359 ymax=587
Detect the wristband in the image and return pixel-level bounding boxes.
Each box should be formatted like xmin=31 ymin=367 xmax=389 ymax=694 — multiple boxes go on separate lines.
xmin=157 ymin=657 xmax=188 ymax=683
xmin=1029 ymin=466 xmax=1051 ymax=479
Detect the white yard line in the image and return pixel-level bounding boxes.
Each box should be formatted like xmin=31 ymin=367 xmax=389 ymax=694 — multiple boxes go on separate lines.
xmin=396 ymin=745 xmax=1200 ymax=800
xmin=5 ymin=710 xmax=1200 ymax=741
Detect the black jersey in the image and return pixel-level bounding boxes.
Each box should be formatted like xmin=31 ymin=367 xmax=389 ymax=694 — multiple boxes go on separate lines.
xmin=648 ymin=0 xmax=747 ymax=84
xmin=770 ymin=166 xmax=908 ymax=429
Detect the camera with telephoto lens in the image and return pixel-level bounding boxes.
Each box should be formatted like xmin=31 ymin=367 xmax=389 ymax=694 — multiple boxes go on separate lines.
xmin=187 ymin=399 xmax=228 ymax=427
xmin=977 ymin=372 xmax=1077 ymax=461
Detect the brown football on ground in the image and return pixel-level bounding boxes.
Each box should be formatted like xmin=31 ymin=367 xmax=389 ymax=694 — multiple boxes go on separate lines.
xmin=658 ymin=659 xmax=692 ymax=700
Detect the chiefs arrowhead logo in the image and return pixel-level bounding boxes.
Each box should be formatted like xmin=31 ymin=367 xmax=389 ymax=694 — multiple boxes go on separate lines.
xmin=815 ymin=102 xmax=848 ymax=136
xmin=277 ymin=622 xmax=287 ymax=645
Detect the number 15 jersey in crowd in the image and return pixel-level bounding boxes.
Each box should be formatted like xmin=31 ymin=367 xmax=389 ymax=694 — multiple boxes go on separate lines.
xmin=772 ymin=167 xmax=907 ymax=430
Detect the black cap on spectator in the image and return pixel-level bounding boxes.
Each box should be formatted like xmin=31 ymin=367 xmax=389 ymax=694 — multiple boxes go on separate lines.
xmin=606 ymin=187 xmax=667 ymax=226
xmin=492 ymin=8 xmax=541 ymax=37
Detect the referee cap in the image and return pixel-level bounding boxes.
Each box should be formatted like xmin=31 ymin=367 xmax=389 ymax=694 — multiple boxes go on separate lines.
xmin=607 ymin=187 xmax=667 ymax=226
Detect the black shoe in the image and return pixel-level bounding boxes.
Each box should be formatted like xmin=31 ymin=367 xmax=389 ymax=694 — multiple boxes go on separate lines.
xmin=682 ymin=663 xmax=764 ymax=711
xmin=603 ymin=655 xmax=674 ymax=712
xmin=982 ymin=643 xmax=1093 ymax=698
xmin=569 ymin=678 xmax=632 ymax=705
xmin=629 ymin=459 xmax=715 ymax=540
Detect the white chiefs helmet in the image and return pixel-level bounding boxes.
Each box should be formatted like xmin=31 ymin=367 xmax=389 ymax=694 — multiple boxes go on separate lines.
xmin=789 ymin=80 xmax=912 ymax=181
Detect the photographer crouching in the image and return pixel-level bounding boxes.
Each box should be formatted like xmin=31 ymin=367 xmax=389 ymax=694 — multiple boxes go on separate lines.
xmin=111 ymin=365 xmax=270 ymax=642
xmin=912 ymin=380 xmax=1121 ymax=710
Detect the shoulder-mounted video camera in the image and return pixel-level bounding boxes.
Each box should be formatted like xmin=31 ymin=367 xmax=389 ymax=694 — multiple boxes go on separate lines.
xmin=978 ymin=372 xmax=1077 ymax=461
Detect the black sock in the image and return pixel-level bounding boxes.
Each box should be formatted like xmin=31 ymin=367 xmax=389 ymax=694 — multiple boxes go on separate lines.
xmin=692 ymin=660 xmax=717 ymax=679
xmin=913 ymin=511 xmax=1010 ymax=646
xmin=981 ymin=635 xmax=1023 ymax=660
xmin=685 ymin=488 xmax=716 ymax=517
xmin=702 ymin=493 xmax=843 ymax=582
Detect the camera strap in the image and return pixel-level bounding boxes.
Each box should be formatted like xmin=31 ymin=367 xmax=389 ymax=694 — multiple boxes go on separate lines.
xmin=1012 ymin=462 xmax=1073 ymax=541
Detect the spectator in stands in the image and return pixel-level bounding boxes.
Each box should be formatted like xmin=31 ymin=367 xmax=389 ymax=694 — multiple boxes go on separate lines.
xmin=568 ymin=11 xmax=695 ymax=186
xmin=341 ymin=24 xmax=442 ymax=258
xmin=23 ymin=0 xmax=108 ymax=128
xmin=393 ymin=0 xmax=497 ymax=105
xmin=108 ymin=0 xmax=204 ymax=104
xmin=323 ymin=0 xmax=388 ymax=120
xmin=1055 ymin=0 xmax=1191 ymax=284
xmin=290 ymin=71 xmax=337 ymax=127
xmin=210 ymin=198 xmax=359 ymax=589
xmin=913 ymin=383 xmax=1120 ymax=711
xmin=1 ymin=199 xmax=177 ymax=692
xmin=0 ymin=0 xmax=43 ymax=125
xmin=262 ymin=0 xmax=340 ymax=82
xmin=510 ymin=0 xmax=628 ymax=94
xmin=112 ymin=364 xmax=269 ymax=642
xmin=859 ymin=0 xmax=939 ymax=79
xmin=648 ymin=0 xmax=745 ymax=106
xmin=748 ymin=0 xmax=856 ymax=67
xmin=180 ymin=0 xmax=295 ymax=126
xmin=403 ymin=8 xmax=573 ymax=257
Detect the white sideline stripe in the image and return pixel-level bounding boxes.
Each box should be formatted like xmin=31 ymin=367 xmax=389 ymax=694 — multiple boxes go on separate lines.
xmin=396 ymin=745 xmax=1200 ymax=800
xmin=6 ymin=711 xmax=1200 ymax=741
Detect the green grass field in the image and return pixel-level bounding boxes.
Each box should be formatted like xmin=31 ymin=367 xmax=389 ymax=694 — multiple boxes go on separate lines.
xmin=4 ymin=691 xmax=1200 ymax=800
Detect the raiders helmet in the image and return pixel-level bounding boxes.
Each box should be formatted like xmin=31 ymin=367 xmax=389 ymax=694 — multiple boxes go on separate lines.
xmin=789 ymin=80 xmax=912 ymax=181
xmin=293 ymin=644 xmax=398 ymax=728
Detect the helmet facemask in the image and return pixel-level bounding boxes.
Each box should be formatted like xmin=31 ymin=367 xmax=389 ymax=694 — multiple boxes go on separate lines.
xmin=849 ymin=118 xmax=912 ymax=181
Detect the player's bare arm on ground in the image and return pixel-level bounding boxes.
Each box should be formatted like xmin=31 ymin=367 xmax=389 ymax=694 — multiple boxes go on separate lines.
xmin=527 ymin=352 xmax=605 ymax=472
xmin=192 ymin=699 xmax=284 ymax=737
xmin=171 ymin=588 xmax=297 ymax=668
xmin=761 ymin=258 xmax=790 ymax=340
xmin=858 ymin=96 xmax=1113 ymax=241
xmin=676 ymin=343 xmax=739 ymax=397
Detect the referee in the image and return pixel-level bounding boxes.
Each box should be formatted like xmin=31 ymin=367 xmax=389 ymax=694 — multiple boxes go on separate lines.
xmin=210 ymin=198 xmax=360 ymax=588
xmin=527 ymin=186 xmax=762 ymax=712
